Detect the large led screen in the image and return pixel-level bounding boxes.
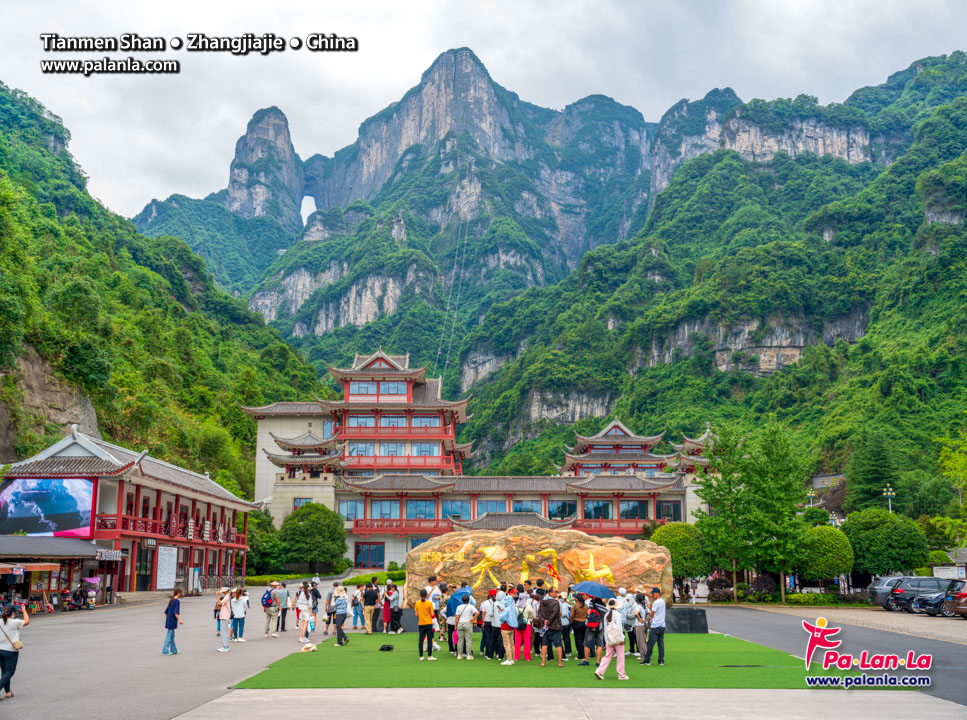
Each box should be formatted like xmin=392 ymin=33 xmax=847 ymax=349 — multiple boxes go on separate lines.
xmin=0 ymin=477 xmax=95 ymax=537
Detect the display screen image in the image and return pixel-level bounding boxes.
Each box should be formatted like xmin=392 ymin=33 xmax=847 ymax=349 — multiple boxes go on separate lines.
xmin=0 ymin=477 xmax=95 ymax=537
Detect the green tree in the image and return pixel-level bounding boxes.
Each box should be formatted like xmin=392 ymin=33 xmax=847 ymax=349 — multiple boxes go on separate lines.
xmin=694 ymin=424 xmax=751 ymax=601
xmin=245 ymin=508 xmax=287 ymax=574
xmin=841 ymin=507 xmax=929 ymax=576
xmin=651 ymin=522 xmax=711 ymax=597
xmin=802 ymin=507 xmax=830 ymax=526
xmin=279 ymin=503 xmax=348 ymax=571
xmin=938 ymin=421 xmax=967 ymax=509
xmin=741 ymin=421 xmax=810 ymax=602
xmin=845 ymin=429 xmax=898 ymax=512
xmin=800 ymin=525 xmax=854 ymax=589
xmin=912 ymin=474 xmax=957 ymax=517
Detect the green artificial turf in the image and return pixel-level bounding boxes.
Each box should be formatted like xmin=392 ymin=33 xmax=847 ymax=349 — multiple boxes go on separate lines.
xmin=236 ymin=632 xmax=861 ymax=690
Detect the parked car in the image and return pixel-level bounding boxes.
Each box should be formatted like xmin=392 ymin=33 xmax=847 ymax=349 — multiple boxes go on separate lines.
xmin=890 ymin=577 xmax=951 ymax=612
xmin=943 ymin=580 xmax=967 ymax=619
xmin=911 ymin=590 xmax=956 ymax=617
xmin=867 ymin=575 xmax=905 ymax=609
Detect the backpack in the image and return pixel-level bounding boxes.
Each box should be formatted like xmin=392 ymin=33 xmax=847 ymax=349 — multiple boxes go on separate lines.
xmin=605 ymin=610 xmax=625 ymax=646
xmin=260 ymin=589 xmax=274 ymax=608
xmin=586 ymin=606 xmax=601 ymax=629
xmin=622 ymin=603 xmax=635 ymax=631
xmin=515 ymin=606 xmax=528 ymax=631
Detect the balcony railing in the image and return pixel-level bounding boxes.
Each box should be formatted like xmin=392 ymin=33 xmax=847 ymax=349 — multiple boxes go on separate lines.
xmin=343 ymin=455 xmax=453 ymax=468
xmin=95 ymin=514 xmax=247 ymax=546
xmin=340 ymin=426 xmax=454 ymax=437
xmin=571 ymin=518 xmax=666 ymax=534
xmin=353 ymin=518 xmax=453 ymax=535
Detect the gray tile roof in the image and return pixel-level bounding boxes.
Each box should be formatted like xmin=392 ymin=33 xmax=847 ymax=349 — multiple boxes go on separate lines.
xmin=341 ymin=475 xmax=456 ymax=491
xmin=4 ymin=456 xmax=132 ymax=478
xmin=0 ymin=536 xmax=100 ymax=559
xmin=240 ymin=401 xmax=330 ymax=416
xmin=564 ymin=475 xmax=684 ymax=492
xmin=452 ymin=512 xmax=575 ymax=531
xmin=452 ymin=476 xmax=568 ymax=493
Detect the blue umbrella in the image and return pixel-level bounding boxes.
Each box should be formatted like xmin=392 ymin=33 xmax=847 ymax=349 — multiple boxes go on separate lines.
xmin=445 ymin=587 xmax=473 ymax=616
xmin=571 ymin=581 xmax=616 ymax=600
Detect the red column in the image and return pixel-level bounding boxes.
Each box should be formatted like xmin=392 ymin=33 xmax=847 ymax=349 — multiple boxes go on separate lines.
xmin=115 ymin=477 xmax=125 ymax=521
xmin=133 ymin=483 xmax=142 ymax=522
xmin=154 ymin=489 xmax=162 ymax=523
xmin=128 ymin=540 xmax=139 ymax=592
xmin=149 ymin=541 xmax=160 ymax=591
xmin=217 ymin=549 xmax=223 ymax=583
xmin=242 ymin=512 xmax=248 ymax=544
xmin=241 ymin=550 xmax=247 ymax=581
xmin=541 ymin=494 xmax=548 ymax=517
xmin=363 ymin=494 xmax=369 ymax=520
xmin=579 ymin=495 xmax=586 ymax=520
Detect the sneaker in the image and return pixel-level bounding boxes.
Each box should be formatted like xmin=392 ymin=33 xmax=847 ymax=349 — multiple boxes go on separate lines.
xmin=577 ymin=661 xmax=589 ymax=666
xmin=162 ymin=652 xmax=171 ymax=656
xmin=658 ymin=662 xmax=664 ymax=666
xmin=396 ymin=628 xmax=404 ymax=635
xmin=237 ymin=638 xmax=246 ymax=642
xmin=419 ymin=656 xmax=425 ymax=661
xmin=217 ymin=647 xmax=230 ymax=652
xmin=500 ymin=660 xmax=514 ymax=666
xmin=466 ymin=655 xmax=474 ymax=661
xmin=264 ymin=634 xmax=268 ymax=638
xmin=216 ymin=632 xmax=220 ymax=636
xmin=427 ymin=656 xmax=437 ymax=661
xmin=344 ymin=637 xmax=350 ymax=645
xmin=618 ymin=675 xmax=629 ymax=681
xmin=456 ymin=655 xmax=463 ymax=660
xmin=594 ymin=671 xmax=604 ymax=680
xmin=640 ymin=661 xmax=651 ymax=666
xmin=433 ymin=643 xmax=440 ymax=651
xmin=271 ymin=633 xmax=279 ymax=638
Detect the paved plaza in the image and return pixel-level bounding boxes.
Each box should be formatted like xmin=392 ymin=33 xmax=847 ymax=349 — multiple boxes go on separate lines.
xmin=6 ymin=597 xmax=966 ymax=719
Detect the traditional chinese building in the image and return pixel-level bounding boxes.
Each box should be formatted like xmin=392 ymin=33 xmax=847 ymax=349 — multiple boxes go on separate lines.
xmin=244 ymin=349 xmax=713 ymax=570
xmin=1 ymin=426 xmax=253 ymax=603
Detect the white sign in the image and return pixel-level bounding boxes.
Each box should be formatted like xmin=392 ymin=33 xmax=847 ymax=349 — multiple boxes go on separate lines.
xmin=934 ymin=565 xmax=959 ymax=580
xmin=155 ymin=546 xmax=178 ymax=590
xmin=96 ymin=548 xmax=123 ymax=561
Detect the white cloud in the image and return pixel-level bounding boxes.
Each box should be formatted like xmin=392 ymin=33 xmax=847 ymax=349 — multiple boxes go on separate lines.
xmin=2 ymin=0 xmax=964 ymax=216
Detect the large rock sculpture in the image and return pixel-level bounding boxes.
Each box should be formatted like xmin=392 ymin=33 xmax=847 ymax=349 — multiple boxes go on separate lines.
xmin=403 ymin=525 xmax=672 ymax=606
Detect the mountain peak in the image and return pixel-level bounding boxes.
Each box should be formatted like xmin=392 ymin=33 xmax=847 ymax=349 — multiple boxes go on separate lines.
xmin=225 ymin=106 xmax=304 ymax=233
xmin=421 ymin=47 xmax=491 ymax=83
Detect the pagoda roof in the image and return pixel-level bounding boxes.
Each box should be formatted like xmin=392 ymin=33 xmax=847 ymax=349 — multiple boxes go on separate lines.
xmin=316 ymin=379 xmax=470 ymax=421
xmin=340 ymin=474 xmax=456 ymax=493
xmin=5 ymin=455 xmax=133 ymax=479
xmin=452 ymin=476 xmax=568 ymax=493
xmin=269 ymin=431 xmax=340 ymax=451
xmin=263 ymin=449 xmax=344 ymax=470
xmin=354 ymin=349 xmax=410 ymax=369
xmin=452 ymin=512 xmax=576 ymax=531
xmin=564 ymin=474 xmax=685 ymax=493
xmin=672 ymin=422 xmax=714 ymax=453
xmin=675 ymin=454 xmax=709 ymax=467
xmin=561 ymin=451 xmax=679 ymax=471
xmin=573 ymin=420 xmax=665 ymax=452
xmin=240 ymin=401 xmax=330 ymax=418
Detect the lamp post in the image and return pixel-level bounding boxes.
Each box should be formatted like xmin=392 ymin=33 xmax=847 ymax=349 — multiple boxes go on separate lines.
xmin=883 ymin=483 xmax=896 ymax=514
xmin=807 ymin=489 xmax=817 ymax=507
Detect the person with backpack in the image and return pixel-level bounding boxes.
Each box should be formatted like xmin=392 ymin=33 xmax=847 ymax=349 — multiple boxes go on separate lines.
xmin=580 ymin=595 xmax=607 ymax=667
xmin=415 ymin=588 xmax=436 ymax=660
xmin=571 ymin=594 xmax=588 ymax=662
xmin=619 ymin=588 xmax=637 ymax=656
xmin=513 ymin=585 xmax=535 ymax=661
xmin=351 ymin=584 xmax=365 ymax=629
xmin=641 ymin=587 xmax=666 ymax=666
xmin=217 ymin=588 xmax=232 ymax=652
xmin=261 ymin=582 xmax=280 ymax=638
xmin=387 ymin=583 xmax=403 ymax=634
xmin=331 ymin=586 xmax=349 ymax=647
xmin=496 ymin=591 xmax=517 ymax=665
xmin=276 ymin=582 xmax=290 ymax=633
xmin=594 ymin=598 xmax=629 ymax=680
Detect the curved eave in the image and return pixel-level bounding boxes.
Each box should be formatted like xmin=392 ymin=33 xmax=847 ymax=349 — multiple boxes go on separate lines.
xmin=262 ymin=449 xmax=344 ymax=469
xmin=268 ymin=432 xmax=341 ymax=452
xmin=326 ymin=365 xmax=427 ymax=382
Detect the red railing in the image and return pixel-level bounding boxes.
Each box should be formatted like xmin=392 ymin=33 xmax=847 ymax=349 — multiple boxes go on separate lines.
xmin=571 ymin=518 xmax=666 ymax=534
xmin=95 ymin=514 xmax=247 ymax=546
xmin=353 ymin=518 xmax=453 ymax=535
xmin=343 ymin=455 xmax=453 ymax=468
xmin=340 ymin=426 xmax=454 ymax=437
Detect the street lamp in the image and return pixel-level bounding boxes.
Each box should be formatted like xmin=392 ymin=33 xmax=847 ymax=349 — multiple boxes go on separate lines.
xmin=807 ymin=489 xmax=817 ymax=507
xmin=883 ymin=483 xmax=896 ymax=514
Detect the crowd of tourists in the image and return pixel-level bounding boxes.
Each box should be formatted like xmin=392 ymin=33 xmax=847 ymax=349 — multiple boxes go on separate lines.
xmin=413 ymin=575 xmax=667 ymax=679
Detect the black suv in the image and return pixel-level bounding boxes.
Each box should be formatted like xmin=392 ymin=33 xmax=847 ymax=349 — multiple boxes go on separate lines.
xmin=890 ymin=577 xmax=951 ymax=612
xmin=867 ymin=576 xmax=905 ymax=609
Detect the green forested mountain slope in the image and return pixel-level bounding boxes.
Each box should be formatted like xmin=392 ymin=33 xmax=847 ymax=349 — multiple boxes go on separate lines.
xmin=0 ymin=82 xmax=323 ymax=497
xmin=461 ymin=94 xmax=967 ymax=477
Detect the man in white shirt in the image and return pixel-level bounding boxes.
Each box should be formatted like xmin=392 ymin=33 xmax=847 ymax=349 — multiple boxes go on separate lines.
xmin=641 ymin=586 xmax=666 ymax=666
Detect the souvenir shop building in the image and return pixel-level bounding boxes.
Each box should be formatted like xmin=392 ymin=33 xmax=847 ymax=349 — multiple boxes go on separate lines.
xmin=1 ymin=426 xmax=254 ymax=603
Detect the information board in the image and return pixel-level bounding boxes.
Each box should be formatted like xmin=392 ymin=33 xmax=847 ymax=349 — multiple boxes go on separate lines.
xmin=155 ymin=546 xmax=178 ymax=590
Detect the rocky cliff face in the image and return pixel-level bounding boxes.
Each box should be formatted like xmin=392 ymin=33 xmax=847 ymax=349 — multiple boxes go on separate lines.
xmin=722 ymin=116 xmax=871 ymax=164
xmin=525 ymin=389 xmax=614 ymax=423
xmin=248 ymin=261 xmax=349 ymax=322
xmin=0 ymin=346 xmax=100 ymax=462
xmin=460 ymin=349 xmax=511 ymax=392
xmin=638 ymin=308 xmax=869 ymax=377
xmin=310 ymin=265 xmax=432 ymax=335
xmin=226 ymin=107 xmax=304 ymax=235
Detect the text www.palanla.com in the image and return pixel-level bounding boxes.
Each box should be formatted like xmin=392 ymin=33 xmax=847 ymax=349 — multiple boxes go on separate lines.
xmin=40 ymin=57 xmax=180 ymax=76
xmin=806 ymin=673 xmax=932 ymax=689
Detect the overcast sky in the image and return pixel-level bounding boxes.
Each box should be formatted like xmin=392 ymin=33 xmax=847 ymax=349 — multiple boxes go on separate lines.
xmin=3 ymin=0 xmax=965 ymax=217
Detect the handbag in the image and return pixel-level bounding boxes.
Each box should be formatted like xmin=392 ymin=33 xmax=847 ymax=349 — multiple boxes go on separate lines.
xmin=0 ymin=620 xmax=23 ymax=651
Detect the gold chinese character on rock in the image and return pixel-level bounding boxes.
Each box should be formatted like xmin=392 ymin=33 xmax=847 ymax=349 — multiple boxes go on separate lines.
xmin=470 ymin=546 xmax=503 ymax=589
xmin=573 ymin=552 xmax=614 ymax=584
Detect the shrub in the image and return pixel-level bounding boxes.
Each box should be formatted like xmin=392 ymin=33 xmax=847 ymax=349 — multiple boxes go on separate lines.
xmin=708 ymin=576 xmax=733 ymax=592
xmin=736 ymin=582 xmax=750 ymax=591
xmin=243 ymin=573 xmax=307 ymax=587
xmin=708 ymin=589 xmax=735 ymax=602
xmin=785 ymin=593 xmax=841 ymax=606
xmin=750 ymin=574 xmax=777 ymax=595
xmin=387 ymin=561 xmax=401 ymax=572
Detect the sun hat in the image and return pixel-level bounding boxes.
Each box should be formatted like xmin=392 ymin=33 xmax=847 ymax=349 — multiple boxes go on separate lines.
xmin=618 ymin=587 xmax=627 ymax=596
